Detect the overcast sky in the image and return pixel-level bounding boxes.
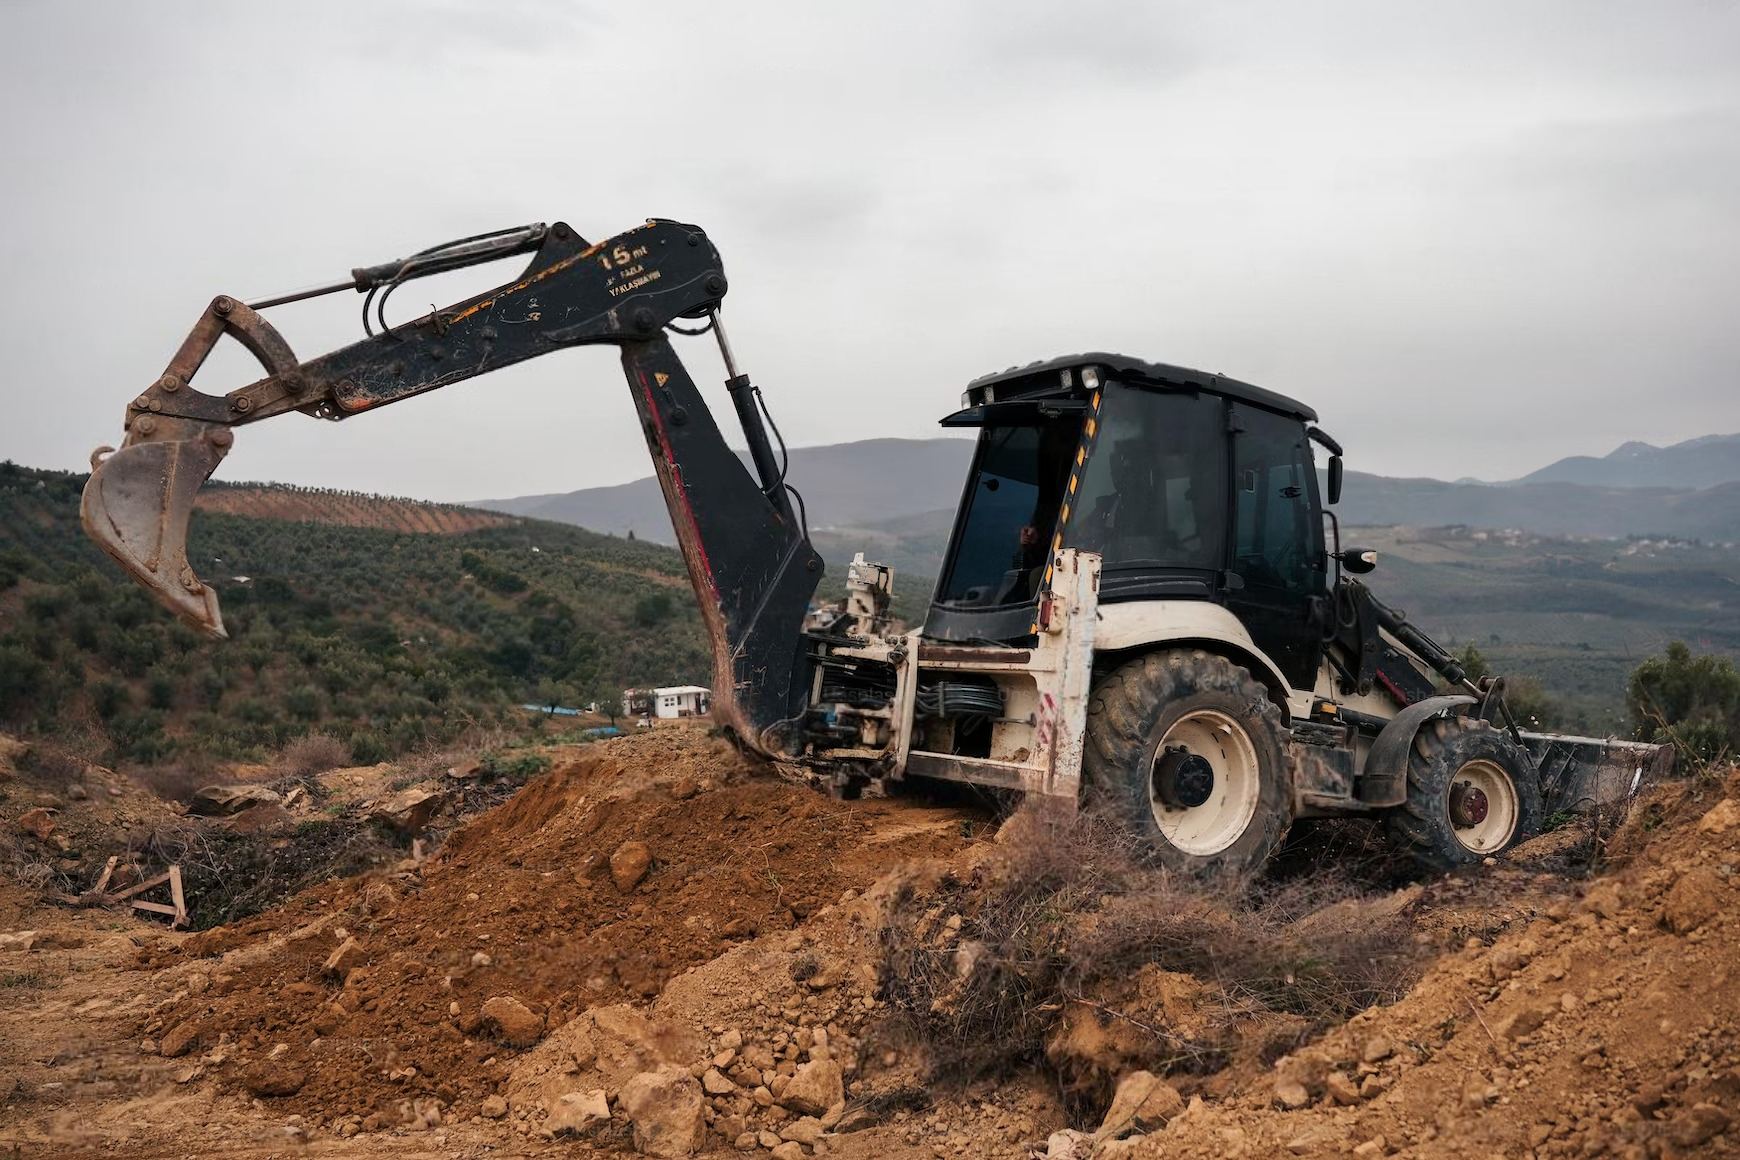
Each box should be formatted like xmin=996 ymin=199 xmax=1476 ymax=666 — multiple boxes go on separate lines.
xmin=2 ymin=1 xmax=1736 ymax=502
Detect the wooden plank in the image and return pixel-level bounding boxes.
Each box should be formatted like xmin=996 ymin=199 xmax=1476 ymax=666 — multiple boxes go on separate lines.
xmin=131 ymin=901 xmax=179 ymax=916
xmin=92 ymin=856 xmax=119 ymax=895
xmin=168 ymin=866 xmax=188 ymax=929
xmin=110 ymin=872 xmax=171 ymax=903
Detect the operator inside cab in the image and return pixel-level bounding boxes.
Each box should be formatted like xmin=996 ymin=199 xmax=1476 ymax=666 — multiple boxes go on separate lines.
xmin=930 ymin=358 xmax=1325 ymax=671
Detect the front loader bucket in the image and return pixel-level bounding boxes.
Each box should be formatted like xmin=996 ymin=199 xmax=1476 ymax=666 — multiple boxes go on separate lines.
xmin=81 ymin=423 xmax=232 ymax=639
xmin=1519 ymin=730 xmax=1675 ymax=812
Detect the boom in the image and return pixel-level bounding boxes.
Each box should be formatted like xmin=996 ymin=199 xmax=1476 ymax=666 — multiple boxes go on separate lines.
xmin=80 ymin=219 xmax=823 ymax=746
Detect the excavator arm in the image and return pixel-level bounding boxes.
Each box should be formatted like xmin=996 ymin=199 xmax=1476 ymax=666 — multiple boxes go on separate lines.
xmin=81 ymin=218 xmax=823 ymax=748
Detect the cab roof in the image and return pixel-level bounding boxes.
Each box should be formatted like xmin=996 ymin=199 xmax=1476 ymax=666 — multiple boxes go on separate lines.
xmin=966 ymin=352 xmax=1317 ymax=422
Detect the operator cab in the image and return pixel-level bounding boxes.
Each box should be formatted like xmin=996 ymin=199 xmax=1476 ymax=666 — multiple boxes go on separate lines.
xmin=926 ymin=353 xmax=1335 ymax=688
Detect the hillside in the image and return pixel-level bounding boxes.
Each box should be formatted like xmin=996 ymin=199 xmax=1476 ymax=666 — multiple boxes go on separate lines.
xmin=197 ymin=484 xmax=513 ymax=534
xmin=1347 ymin=526 xmax=1740 ymax=730
xmin=0 ymin=461 xmax=710 ymax=768
xmin=1517 ymin=431 xmax=1740 ymax=489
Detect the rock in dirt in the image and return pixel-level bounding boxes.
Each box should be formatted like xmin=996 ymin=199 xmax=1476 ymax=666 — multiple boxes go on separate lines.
xmin=322 ymin=937 xmax=368 ymax=977
xmin=1046 ymin=1129 xmax=1090 ymax=1158
xmin=1095 ymin=1070 xmax=1184 ymax=1139
xmin=1326 ymin=1071 xmax=1362 ymax=1105
xmin=16 ymin=807 xmax=55 ymax=842
xmin=1670 ymin=1102 xmax=1732 ymax=1148
xmin=1497 ymin=1003 xmax=1552 ymax=1040
xmin=779 ymin=1117 xmax=825 ymax=1145
xmin=610 ymin=840 xmax=652 ymax=892
xmin=779 ymin=1058 xmax=843 ymax=1117
xmin=1663 ymin=868 xmax=1727 ymax=934
xmin=370 ymin=786 xmax=446 ymax=835
xmin=547 ymin=1088 xmax=610 ymax=1135
xmin=480 ymin=1095 xmax=508 ymax=1119
xmin=189 ymin=784 xmax=283 ymax=817
xmin=1362 ymin=1036 xmax=1395 ymax=1063
xmin=618 ymin=1065 xmax=704 ymax=1157
xmin=480 ymin=996 xmax=545 ymax=1047
xmin=159 ymin=1021 xmax=202 ymax=1059
xmin=1287 ymin=1129 xmax=1338 ymax=1154
xmin=241 ymin=1060 xmax=308 ymax=1097
xmin=1579 ymin=879 xmax=1624 ymax=919
xmin=1698 ymin=798 xmax=1740 ymax=835
xmin=0 ymin=930 xmax=41 ymax=952
xmin=835 ymin=1105 xmax=877 ymax=1133
xmin=1273 ymin=1050 xmax=1322 ymax=1099
xmin=770 ymin=1144 xmax=804 ymax=1160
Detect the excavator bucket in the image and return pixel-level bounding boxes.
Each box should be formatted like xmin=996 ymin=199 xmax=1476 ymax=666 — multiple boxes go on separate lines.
xmin=81 ymin=421 xmax=233 ymax=639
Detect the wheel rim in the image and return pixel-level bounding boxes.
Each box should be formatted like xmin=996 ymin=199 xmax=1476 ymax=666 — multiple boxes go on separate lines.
xmin=1447 ymin=758 xmax=1519 ymax=852
xmin=1148 ymin=709 xmax=1261 ymax=856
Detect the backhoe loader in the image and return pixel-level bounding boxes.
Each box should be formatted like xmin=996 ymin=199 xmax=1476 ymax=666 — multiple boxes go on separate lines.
xmin=81 ymin=218 xmax=1668 ymax=874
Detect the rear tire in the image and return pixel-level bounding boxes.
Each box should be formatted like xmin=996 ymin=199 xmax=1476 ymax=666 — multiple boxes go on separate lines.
xmin=1083 ymin=650 xmax=1291 ymax=876
xmin=1386 ymin=715 xmax=1542 ymax=870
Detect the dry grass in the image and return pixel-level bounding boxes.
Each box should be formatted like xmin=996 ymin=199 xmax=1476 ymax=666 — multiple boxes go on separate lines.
xmin=879 ymin=804 xmax=1424 ymax=1094
xmin=0 ymin=827 xmax=56 ymax=893
xmin=271 ymin=733 xmax=350 ymax=781
xmin=129 ymin=751 xmax=225 ymax=804
xmin=121 ymin=817 xmax=400 ymax=930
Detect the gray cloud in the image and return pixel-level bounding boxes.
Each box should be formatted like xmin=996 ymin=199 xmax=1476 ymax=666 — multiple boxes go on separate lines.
xmin=1 ymin=0 xmax=1736 ymax=502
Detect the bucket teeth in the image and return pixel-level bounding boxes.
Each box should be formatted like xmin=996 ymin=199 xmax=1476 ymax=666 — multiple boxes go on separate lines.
xmin=80 ymin=425 xmax=231 ymax=639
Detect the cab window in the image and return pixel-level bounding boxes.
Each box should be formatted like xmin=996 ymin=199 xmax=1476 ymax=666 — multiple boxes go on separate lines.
xmin=1068 ymin=387 xmax=1225 ymax=574
xmin=1232 ymin=409 xmax=1321 ymax=592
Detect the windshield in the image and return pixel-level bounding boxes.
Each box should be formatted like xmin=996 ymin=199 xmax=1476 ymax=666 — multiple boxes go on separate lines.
xmin=1066 ymin=385 xmax=1226 ymax=573
xmin=936 ymin=420 xmax=1081 ymax=607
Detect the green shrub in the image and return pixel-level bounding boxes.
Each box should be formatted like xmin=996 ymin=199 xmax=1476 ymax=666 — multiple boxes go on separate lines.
xmin=91 ymin=677 xmax=131 ymax=721
xmin=285 ymin=684 xmax=324 ymax=722
xmin=1628 ymin=641 xmax=1740 ymax=764
xmin=350 ymin=731 xmax=388 ymax=765
xmin=146 ymin=669 xmax=178 ymax=711
xmin=634 ymin=592 xmax=674 ymax=627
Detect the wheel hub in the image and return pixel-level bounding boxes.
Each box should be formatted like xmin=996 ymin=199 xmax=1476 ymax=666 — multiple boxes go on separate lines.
xmin=1450 ymin=781 xmax=1489 ymax=827
xmin=1153 ymin=747 xmax=1215 ymax=809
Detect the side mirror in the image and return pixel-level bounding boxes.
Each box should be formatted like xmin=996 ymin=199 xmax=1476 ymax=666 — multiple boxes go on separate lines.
xmin=1335 ymin=547 xmax=1378 ymax=575
xmin=1327 ymin=455 xmax=1343 ymax=505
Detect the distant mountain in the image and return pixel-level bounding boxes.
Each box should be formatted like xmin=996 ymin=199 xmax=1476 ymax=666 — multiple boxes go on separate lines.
xmin=476 ymin=433 xmax=1740 ymax=548
xmin=472 ymin=438 xmax=975 ymax=544
xmin=1336 ymin=472 xmax=1740 ymax=542
xmin=1516 ymin=433 xmax=1740 ymax=489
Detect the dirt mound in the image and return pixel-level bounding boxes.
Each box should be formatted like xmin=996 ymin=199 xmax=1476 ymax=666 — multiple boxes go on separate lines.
xmin=9 ymin=725 xmax=1739 ymax=1159
xmin=125 ymin=730 xmax=975 ymax=1128
xmin=1102 ymin=774 xmax=1740 ymax=1158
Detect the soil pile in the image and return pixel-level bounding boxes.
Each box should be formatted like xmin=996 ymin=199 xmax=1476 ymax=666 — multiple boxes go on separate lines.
xmin=124 ymin=727 xmax=977 ymax=1131
xmin=5 ymin=725 xmax=1739 ymax=1159
xmin=1098 ymin=775 xmax=1740 ymax=1158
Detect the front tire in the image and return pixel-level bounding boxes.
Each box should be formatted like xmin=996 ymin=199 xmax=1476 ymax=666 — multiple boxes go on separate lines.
xmin=1386 ymin=715 xmax=1542 ymax=870
xmin=1083 ymin=650 xmax=1291 ymax=876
